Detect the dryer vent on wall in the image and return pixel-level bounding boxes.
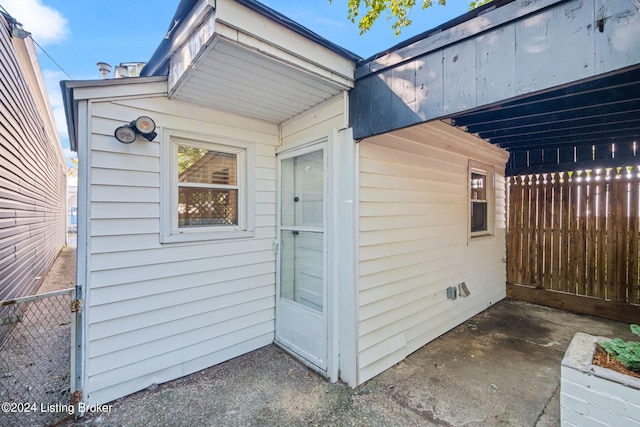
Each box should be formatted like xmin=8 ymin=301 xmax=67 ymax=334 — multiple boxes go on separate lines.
xmin=458 ymin=282 xmax=470 ymax=297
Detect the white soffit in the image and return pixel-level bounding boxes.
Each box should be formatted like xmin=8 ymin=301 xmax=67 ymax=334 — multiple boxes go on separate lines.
xmin=168 ymin=9 xmax=355 ymax=124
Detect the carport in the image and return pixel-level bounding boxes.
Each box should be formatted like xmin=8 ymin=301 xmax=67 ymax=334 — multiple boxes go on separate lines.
xmin=350 ymin=0 xmax=640 ymax=323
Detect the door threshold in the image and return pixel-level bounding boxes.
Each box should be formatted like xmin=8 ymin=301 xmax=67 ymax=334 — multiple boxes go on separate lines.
xmin=273 ymin=341 xmax=329 ymax=380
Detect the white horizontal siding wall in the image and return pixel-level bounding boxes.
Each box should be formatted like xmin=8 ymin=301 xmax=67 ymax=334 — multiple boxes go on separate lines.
xmin=357 ymin=120 xmax=509 ymax=384
xmin=0 ymin=20 xmax=66 ymax=305
xmin=280 ymin=94 xmax=347 ymax=146
xmin=83 ymin=94 xmax=278 ymax=405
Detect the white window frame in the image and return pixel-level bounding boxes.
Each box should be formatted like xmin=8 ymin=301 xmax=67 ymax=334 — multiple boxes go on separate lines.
xmin=161 ymin=129 xmax=254 ymax=243
xmin=468 ymin=160 xmax=495 ymax=241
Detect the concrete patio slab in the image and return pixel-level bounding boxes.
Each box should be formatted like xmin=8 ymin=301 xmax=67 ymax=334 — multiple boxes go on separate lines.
xmin=66 ymin=299 xmax=636 ymax=427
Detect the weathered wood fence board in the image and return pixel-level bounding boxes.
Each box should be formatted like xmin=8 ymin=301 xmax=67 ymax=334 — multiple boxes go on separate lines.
xmin=507 ymin=168 xmax=640 ymax=322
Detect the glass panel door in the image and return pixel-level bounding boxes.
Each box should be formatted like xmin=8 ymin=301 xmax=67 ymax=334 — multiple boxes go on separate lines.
xmin=276 ymin=147 xmax=327 ymax=370
xmin=280 ymin=150 xmax=324 ymax=311
xmin=280 ymin=230 xmax=324 ymax=311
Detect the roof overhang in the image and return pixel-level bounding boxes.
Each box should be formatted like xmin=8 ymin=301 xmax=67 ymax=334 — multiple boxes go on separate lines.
xmin=349 ymin=0 xmax=640 ymax=174
xmin=151 ymin=0 xmax=358 ymax=124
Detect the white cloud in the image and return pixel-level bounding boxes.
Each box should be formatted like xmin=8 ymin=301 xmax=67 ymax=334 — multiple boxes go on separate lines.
xmin=2 ymin=0 xmax=69 ymax=45
xmin=42 ymin=69 xmax=68 ymax=140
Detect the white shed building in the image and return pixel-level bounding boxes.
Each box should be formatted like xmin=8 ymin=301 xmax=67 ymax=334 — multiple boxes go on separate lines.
xmin=62 ymin=0 xmax=640 ymax=408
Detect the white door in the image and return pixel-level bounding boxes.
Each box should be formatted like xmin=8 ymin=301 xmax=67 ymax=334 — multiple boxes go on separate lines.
xmin=276 ymin=145 xmax=327 ymax=371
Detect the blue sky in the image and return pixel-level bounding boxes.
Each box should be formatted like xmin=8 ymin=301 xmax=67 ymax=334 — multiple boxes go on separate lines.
xmin=1 ymin=0 xmax=472 ymax=163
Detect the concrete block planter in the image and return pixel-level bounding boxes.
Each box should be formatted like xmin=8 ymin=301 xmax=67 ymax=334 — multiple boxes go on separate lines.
xmin=561 ymin=332 xmax=640 ymax=426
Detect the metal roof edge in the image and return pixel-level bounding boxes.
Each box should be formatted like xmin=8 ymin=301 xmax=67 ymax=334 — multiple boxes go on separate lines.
xmin=233 ymin=0 xmax=361 ymax=62
xmin=60 ymin=80 xmax=78 ymax=152
xmin=359 ymin=0 xmax=516 ymax=65
xmin=140 ymin=0 xmax=203 ymax=77
xmin=355 ymin=0 xmax=567 ymax=79
xmin=62 ymin=75 xmax=167 ymax=91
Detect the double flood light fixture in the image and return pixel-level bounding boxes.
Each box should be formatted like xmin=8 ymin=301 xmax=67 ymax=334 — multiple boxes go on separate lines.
xmin=114 ymin=116 xmax=157 ymax=144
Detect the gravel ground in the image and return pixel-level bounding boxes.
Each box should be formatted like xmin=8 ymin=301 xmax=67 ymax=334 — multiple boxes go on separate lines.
xmin=61 ymin=298 xmax=636 ymax=427
xmin=66 ymin=344 xmax=428 ymax=427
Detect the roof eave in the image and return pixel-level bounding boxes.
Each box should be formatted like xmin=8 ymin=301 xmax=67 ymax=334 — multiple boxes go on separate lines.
xmin=141 ymin=0 xmax=361 ymax=78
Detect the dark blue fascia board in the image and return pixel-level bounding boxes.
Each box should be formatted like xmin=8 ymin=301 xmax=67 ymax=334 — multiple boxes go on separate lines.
xmin=59 ymin=80 xmax=77 ymax=152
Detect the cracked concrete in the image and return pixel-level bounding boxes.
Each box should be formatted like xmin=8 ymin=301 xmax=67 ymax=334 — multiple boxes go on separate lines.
xmin=65 ymin=299 xmax=635 ymax=427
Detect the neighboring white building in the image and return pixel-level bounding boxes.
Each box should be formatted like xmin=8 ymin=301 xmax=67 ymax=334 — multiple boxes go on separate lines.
xmin=61 ymin=0 xmax=640 ymax=408
xmin=67 ymin=169 xmax=78 ymax=245
xmin=0 ymin=11 xmax=67 ymax=303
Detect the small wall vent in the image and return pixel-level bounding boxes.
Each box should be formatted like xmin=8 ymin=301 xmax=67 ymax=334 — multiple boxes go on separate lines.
xmin=458 ymin=282 xmax=470 ymax=297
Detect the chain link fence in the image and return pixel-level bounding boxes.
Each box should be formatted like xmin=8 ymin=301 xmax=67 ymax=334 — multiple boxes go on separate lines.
xmin=0 ymin=289 xmax=74 ymax=427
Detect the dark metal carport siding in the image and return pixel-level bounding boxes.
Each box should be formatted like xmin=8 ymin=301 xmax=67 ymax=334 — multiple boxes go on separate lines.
xmin=350 ymin=0 xmax=640 ymax=176
xmin=450 ymin=66 xmax=640 ymax=176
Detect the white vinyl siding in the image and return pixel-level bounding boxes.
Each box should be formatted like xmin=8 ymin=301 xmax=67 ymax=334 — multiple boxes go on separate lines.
xmin=0 ymin=22 xmax=66 ymax=305
xmin=81 ymin=92 xmax=278 ymax=405
xmin=357 ymin=120 xmax=509 ymax=384
xmin=280 ymin=95 xmax=347 ymax=147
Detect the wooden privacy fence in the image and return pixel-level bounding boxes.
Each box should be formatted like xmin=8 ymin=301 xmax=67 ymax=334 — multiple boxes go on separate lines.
xmin=506 ymin=167 xmax=640 ymax=323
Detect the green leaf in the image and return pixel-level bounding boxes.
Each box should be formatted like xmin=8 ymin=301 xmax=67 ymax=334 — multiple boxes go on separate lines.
xmin=333 ymin=0 xmax=446 ymax=35
xmin=330 ymin=0 xmax=495 ymax=35
xmin=600 ymin=325 xmax=640 ymax=373
xmin=469 ymin=0 xmax=493 ymax=10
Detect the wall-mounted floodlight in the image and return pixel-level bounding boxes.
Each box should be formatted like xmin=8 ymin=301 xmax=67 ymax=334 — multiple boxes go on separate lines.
xmin=114 ymin=116 xmax=157 ymax=144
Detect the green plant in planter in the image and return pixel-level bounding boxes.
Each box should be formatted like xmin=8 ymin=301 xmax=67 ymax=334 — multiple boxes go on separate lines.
xmin=600 ymin=324 xmax=640 ymax=372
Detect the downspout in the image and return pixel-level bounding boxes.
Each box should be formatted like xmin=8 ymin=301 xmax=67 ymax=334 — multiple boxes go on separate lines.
xmin=70 ymin=97 xmax=90 ymax=414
